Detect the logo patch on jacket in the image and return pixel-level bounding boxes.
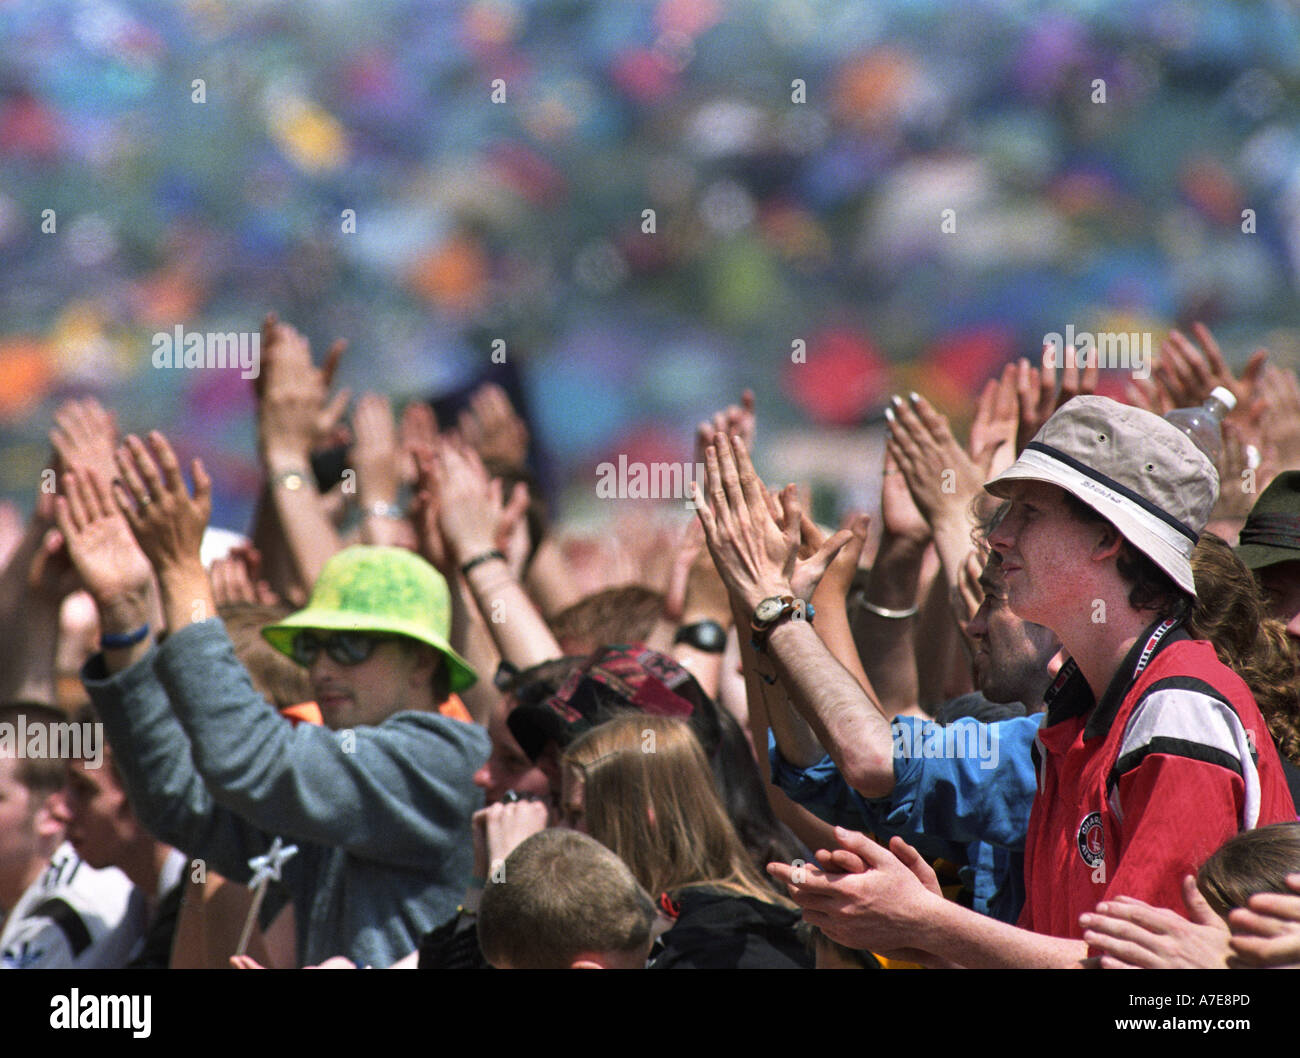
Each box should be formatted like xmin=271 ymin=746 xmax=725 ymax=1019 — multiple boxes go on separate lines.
xmin=1077 ymin=811 xmax=1105 ymax=869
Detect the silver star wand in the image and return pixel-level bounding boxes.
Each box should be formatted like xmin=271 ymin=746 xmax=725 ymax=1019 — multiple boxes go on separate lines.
xmin=235 ymin=836 xmax=298 ymax=957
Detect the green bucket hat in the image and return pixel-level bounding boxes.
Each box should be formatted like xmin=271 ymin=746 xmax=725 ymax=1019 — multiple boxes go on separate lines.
xmin=262 ymin=546 xmax=477 ymax=693
xmin=1236 ymin=470 xmax=1300 ymax=572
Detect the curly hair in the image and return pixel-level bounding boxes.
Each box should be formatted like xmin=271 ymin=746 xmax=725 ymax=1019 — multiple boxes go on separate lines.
xmin=1187 ymin=533 xmax=1300 ymax=766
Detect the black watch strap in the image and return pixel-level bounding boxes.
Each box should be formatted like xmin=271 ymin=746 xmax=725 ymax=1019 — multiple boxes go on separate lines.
xmin=673 ymin=619 xmax=728 ymax=653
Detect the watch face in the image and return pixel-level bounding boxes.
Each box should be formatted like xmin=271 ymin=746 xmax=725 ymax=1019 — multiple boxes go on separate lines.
xmin=755 ymin=597 xmax=786 ymax=623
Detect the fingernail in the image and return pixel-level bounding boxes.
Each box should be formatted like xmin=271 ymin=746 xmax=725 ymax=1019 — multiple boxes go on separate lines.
xmin=890 ymin=394 xmax=903 ymax=408
xmin=909 ymin=391 xmax=920 ymax=403
xmin=884 ymin=408 xmax=895 ymax=423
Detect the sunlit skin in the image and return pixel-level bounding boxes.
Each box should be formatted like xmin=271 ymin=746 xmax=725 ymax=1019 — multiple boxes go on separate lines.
xmin=306 ymin=637 xmax=438 ymax=730
xmin=985 ymin=479 xmax=1150 ymax=702
xmin=472 ymin=695 xmax=553 ymax=808
xmin=49 ymin=752 xmax=174 ymax=898
xmin=55 ymin=758 xmax=133 ymax=871
xmin=986 ymin=481 xmax=1109 ymax=628
xmin=0 ymin=755 xmax=63 ymax=910
xmin=966 ymin=554 xmax=1059 ymax=707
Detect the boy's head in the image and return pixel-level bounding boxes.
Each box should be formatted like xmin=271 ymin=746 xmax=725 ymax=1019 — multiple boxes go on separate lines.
xmin=477 ymin=829 xmax=657 ymax=969
xmin=1197 ymin=822 xmax=1300 ymax=918
xmin=261 ymin=547 xmax=476 ymax=728
xmin=53 ymin=705 xmax=151 ymax=873
xmin=0 ymin=705 xmax=69 ymax=890
xmin=985 ymin=396 xmax=1216 ymax=623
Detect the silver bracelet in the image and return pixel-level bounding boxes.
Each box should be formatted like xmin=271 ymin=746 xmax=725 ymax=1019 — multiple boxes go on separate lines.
xmin=365 ymin=500 xmax=406 ymax=520
xmin=857 ymin=597 xmax=918 ymax=619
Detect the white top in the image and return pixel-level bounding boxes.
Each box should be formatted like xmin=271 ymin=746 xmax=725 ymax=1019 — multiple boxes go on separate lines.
xmin=0 ymin=843 xmax=147 ymax=969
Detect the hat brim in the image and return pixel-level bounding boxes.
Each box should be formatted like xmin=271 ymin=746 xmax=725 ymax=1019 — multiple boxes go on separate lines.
xmin=985 ymin=449 xmax=1198 ymax=597
xmin=262 ymin=608 xmax=477 ymax=693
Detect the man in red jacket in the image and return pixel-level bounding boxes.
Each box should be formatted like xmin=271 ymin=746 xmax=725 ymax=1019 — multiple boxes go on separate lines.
xmin=706 ymin=395 xmax=1295 ymax=967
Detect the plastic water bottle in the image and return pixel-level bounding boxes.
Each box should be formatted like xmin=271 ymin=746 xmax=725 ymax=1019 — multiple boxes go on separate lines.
xmin=1163 ymin=386 xmax=1236 ymax=463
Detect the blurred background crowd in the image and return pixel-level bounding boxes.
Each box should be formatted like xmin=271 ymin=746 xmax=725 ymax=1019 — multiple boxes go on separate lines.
xmin=1 ymin=0 xmax=1299 ymax=532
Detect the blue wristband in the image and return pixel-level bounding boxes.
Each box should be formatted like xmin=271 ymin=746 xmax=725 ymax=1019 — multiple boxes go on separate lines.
xmin=101 ymin=623 xmax=150 ymax=650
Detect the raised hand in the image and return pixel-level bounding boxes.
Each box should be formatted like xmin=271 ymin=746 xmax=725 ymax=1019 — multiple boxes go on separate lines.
xmin=51 ymin=397 xmax=119 ymax=476
xmin=798 ymin=508 xmax=870 ymax=606
xmin=695 ymin=389 xmax=757 ymax=467
xmin=398 ymin=400 xmax=439 ymax=487
xmin=1255 ymin=365 xmax=1300 ymax=480
xmin=880 ymin=447 xmax=930 ymax=547
xmin=350 ymin=392 xmax=401 ymax=510
xmin=691 ymin=432 xmax=851 ymax=612
xmin=427 ymin=438 xmax=505 ymax=567
xmin=1017 ymin=341 xmax=1098 ymax=452
xmin=968 ymin=364 xmax=1018 ymax=477
xmin=53 ymin=467 xmax=154 ymax=627
xmin=114 ymin=433 xmax=212 ymax=577
xmin=457 ymin=383 xmax=529 ymax=469
xmin=1161 ymin=323 xmax=1267 ymax=410
xmin=885 ymin=393 xmax=984 ymax=527
xmin=210 ymin=545 xmax=279 ymax=608
xmin=258 ymin=314 xmax=351 ymax=465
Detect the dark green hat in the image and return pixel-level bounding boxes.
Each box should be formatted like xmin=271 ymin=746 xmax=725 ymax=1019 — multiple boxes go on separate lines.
xmin=1235 ymin=471 xmax=1300 ymax=572
xmin=262 ymin=546 xmax=477 ymax=692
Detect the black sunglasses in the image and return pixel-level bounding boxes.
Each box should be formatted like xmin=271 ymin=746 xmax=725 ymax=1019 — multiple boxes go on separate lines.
xmin=291 ymin=631 xmax=398 ymax=667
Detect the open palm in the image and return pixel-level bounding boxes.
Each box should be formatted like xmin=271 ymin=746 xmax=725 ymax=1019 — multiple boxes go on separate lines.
xmin=55 ymin=469 xmax=153 ymax=607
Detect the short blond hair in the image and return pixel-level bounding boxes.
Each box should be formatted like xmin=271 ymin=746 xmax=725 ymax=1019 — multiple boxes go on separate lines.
xmin=477 ymin=829 xmax=656 ymax=969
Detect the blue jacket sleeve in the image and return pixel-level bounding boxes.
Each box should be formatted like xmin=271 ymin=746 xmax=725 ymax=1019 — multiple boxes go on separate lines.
xmin=880 ymin=715 xmax=1041 ymax=850
xmin=152 ymin=619 xmax=489 ymax=870
xmin=81 ymin=645 xmax=275 ymax=886
xmin=768 ymin=733 xmax=875 ymax=832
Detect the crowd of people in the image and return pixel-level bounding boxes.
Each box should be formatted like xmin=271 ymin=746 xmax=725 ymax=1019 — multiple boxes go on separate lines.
xmin=2 ymin=314 xmax=1300 ymax=970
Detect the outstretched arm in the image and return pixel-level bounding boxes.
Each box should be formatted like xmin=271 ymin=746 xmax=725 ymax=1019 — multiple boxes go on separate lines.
xmin=692 ymin=432 xmax=897 ymax=798
xmin=422 ymin=438 xmax=561 ymax=671
xmin=769 ymin=827 xmax=1088 ymax=968
xmin=256 ymin=315 xmax=349 ymax=590
xmin=112 ymin=430 xmax=488 ymax=862
xmin=58 ymin=464 xmax=276 ymax=884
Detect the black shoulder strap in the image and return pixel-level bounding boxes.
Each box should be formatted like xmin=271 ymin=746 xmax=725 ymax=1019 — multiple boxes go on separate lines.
xmin=28 ymin=898 xmax=93 ymax=957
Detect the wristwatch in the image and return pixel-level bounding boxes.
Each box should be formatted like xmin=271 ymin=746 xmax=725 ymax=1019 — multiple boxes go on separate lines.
xmin=673 ymin=619 xmax=728 ymax=654
xmin=750 ymin=595 xmax=813 ymax=653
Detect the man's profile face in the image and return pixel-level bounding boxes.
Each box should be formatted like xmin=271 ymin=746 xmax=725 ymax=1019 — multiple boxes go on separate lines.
xmin=307 ymin=636 xmax=429 ymax=729
xmin=59 ymin=757 xmax=134 ymax=871
xmin=473 ymin=695 xmax=554 ymax=808
xmin=0 ymin=754 xmax=64 ymax=883
xmin=1256 ymin=560 xmax=1300 ymax=643
xmin=966 ymin=555 xmax=1059 ymax=706
xmin=987 ymin=481 xmax=1099 ymax=628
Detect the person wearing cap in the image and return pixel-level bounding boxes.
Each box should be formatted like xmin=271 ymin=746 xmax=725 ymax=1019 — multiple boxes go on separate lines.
xmin=59 ymin=433 xmax=488 ymax=968
xmin=1236 ymin=470 xmax=1300 ymax=643
xmin=696 ymin=399 xmax=1293 ymax=967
